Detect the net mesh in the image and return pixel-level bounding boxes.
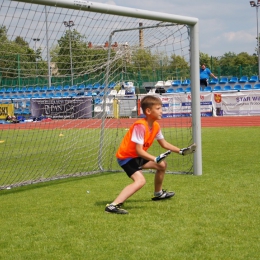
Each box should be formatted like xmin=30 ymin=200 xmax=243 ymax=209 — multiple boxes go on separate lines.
xmin=0 ymin=0 xmax=193 ymax=189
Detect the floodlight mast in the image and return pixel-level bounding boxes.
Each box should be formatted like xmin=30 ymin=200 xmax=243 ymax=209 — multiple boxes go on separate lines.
xmin=250 ymin=0 xmax=260 ymax=78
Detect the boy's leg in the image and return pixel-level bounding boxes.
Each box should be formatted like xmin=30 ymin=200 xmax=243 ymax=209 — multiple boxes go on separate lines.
xmin=105 ymin=170 xmax=145 ymax=214
xmin=142 ymin=160 xmax=175 ymax=200
xmin=113 ymin=171 xmax=146 ymax=204
xmin=142 ymin=160 xmax=167 ymax=192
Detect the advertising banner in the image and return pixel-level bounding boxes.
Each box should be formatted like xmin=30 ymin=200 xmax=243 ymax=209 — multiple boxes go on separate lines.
xmin=0 ymin=103 xmax=14 ymax=119
xmin=138 ymin=93 xmax=213 ymax=117
xmin=212 ymin=91 xmax=260 ymax=116
xmin=30 ymin=97 xmax=92 ymax=119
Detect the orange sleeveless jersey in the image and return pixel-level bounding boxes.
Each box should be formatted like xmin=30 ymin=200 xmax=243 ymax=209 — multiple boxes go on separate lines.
xmin=116 ymin=118 xmax=160 ymax=159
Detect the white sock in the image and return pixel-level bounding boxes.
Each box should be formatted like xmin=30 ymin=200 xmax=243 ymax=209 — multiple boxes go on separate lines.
xmin=154 ymin=190 xmax=163 ymax=197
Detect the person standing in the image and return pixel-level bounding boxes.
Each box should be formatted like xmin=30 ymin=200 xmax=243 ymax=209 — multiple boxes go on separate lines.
xmin=105 ymin=95 xmax=196 ymax=214
xmin=200 ymin=64 xmax=217 ymax=89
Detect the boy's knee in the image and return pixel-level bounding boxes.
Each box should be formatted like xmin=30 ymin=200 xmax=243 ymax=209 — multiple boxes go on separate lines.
xmin=159 ymin=161 xmax=167 ymax=170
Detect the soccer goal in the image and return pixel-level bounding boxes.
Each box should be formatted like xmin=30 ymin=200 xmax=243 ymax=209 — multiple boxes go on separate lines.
xmin=0 ymin=0 xmax=201 ymax=190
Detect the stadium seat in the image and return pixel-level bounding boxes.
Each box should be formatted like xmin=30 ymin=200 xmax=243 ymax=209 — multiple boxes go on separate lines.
xmin=253 ymin=83 xmax=260 ymax=89
xmin=62 ymin=85 xmax=70 ymax=92
xmin=203 ymin=86 xmax=212 ymax=92
xmin=228 ymin=77 xmax=238 ymax=84
xmin=172 ymin=80 xmax=181 ymax=87
xmin=248 ymin=75 xmax=258 ymax=83
xmin=108 ymin=82 xmax=116 ymax=89
xmin=209 ymin=78 xmax=218 ymax=85
xmin=32 ymin=93 xmax=40 ymax=98
xmin=55 ymin=85 xmax=63 ymax=92
xmin=223 ymin=85 xmax=232 ymax=91
xmin=12 ymin=87 xmax=19 ymax=94
xmin=0 ymin=88 xmax=6 ymax=94
xmin=175 ymin=87 xmax=185 ymax=93
xmin=233 ymin=84 xmax=242 ymax=91
xmin=181 ymin=79 xmax=190 ymax=86
xmin=18 ymin=87 xmax=27 ymax=94
xmin=85 ymin=84 xmax=93 ymax=90
xmin=25 ymin=86 xmax=34 ymax=93
xmin=54 ymin=92 xmax=62 ymax=98
xmin=5 ymin=87 xmax=13 ymax=94
xmin=40 ymin=93 xmax=47 ymax=98
xmin=185 ymin=87 xmax=191 ymax=93
xmin=92 ymin=83 xmax=100 ymax=90
xmin=62 ymin=92 xmax=70 ymax=97
xmin=242 ymin=84 xmax=252 ymax=91
xmin=213 ymin=86 xmax=222 ymax=92
xmin=40 ymin=86 xmax=48 ymax=92
xmin=219 ymin=77 xmax=228 ymax=84
xmin=238 ymin=76 xmax=248 ymax=83
xmin=47 ymin=86 xmax=55 ymax=92
xmin=166 ymin=88 xmax=175 ymax=93
xmin=33 ymin=86 xmax=42 ymax=92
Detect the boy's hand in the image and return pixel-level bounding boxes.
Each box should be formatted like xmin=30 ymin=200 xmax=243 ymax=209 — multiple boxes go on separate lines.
xmin=179 ymin=143 xmax=196 ymax=156
xmin=154 ymin=150 xmax=171 ymax=163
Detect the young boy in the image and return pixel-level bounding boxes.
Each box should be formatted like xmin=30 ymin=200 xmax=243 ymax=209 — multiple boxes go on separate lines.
xmin=105 ymin=95 xmax=196 ymax=214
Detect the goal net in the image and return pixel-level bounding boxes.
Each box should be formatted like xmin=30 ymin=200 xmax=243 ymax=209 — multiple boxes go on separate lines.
xmin=0 ymin=0 xmax=200 ymax=189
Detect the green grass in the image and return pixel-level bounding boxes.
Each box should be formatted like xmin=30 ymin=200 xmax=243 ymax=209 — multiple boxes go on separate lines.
xmin=0 ymin=127 xmax=260 ymax=259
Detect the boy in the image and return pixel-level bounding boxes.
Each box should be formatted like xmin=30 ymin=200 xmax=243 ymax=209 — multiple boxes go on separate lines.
xmin=105 ymin=95 xmax=196 ymax=214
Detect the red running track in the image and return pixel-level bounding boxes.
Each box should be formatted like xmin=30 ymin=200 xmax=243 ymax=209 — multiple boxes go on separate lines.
xmin=1 ymin=116 xmax=260 ymax=130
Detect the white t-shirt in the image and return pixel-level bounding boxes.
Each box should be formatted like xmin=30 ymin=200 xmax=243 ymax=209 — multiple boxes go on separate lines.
xmin=131 ymin=123 xmax=164 ymax=144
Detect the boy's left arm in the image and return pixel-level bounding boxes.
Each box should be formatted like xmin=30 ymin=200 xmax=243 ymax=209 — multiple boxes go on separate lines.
xmin=157 ymin=139 xmax=180 ymax=154
xmin=158 ymin=139 xmax=196 ymax=156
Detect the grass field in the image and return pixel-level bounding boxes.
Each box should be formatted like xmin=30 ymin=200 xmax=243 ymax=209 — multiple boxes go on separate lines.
xmin=0 ymin=127 xmax=260 ymax=259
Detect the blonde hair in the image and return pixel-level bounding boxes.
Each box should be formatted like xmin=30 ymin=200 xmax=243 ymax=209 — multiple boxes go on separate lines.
xmin=141 ymin=95 xmax=162 ymax=115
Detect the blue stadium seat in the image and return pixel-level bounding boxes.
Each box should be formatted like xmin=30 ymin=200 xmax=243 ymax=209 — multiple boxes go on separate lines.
xmin=239 ymin=76 xmax=248 ymax=83
xmin=0 ymin=88 xmax=6 ymax=94
xmin=40 ymin=86 xmax=48 ymax=92
xmin=213 ymin=85 xmax=222 ymax=92
xmin=47 ymin=86 xmax=55 ymax=92
xmin=62 ymin=85 xmax=70 ymax=92
xmin=223 ymin=85 xmax=232 ymax=91
xmin=33 ymin=86 xmax=41 ymax=92
xmin=175 ymin=87 xmax=185 ymax=93
xmin=32 ymin=93 xmax=40 ymax=99
xmin=172 ymin=80 xmax=181 ymax=87
xmin=166 ymin=88 xmax=175 ymax=93
xmin=253 ymin=83 xmax=260 ymax=89
xmin=248 ymin=75 xmax=258 ymax=83
xmin=85 ymin=84 xmax=93 ymax=90
xmin=55 ymin=85 xmax=63 ymax=92
xmin=203 ymin=86 xmax=212 ymax=92
xmin=229 ymin=77 xmax=238 ymax=84
xmin=185 ymin=87 xmax=191 ymax=93
xmin=181 ymin=79 xmax=190 ymax=86
xmin=219 ymin=77 xmax=228 ymax=84
xmin=242 ymin=84 xmax=252 ymax=91
xmin=25 ymin=86 xmax=34 ymax=93
xmin=209 ymin=78 xmax=218 ymax=85
xmin=40 ymin=93 xmax=47 ymax=98
xmin=18 ymin=87 xmax=27 ymax=94
xmin=233 ymin=84 xmax=242 ymax=91
xmin=108 ymin=82 xmax=116 ymax=89
xmin=62 ymin=92 xmax=70 ymax=97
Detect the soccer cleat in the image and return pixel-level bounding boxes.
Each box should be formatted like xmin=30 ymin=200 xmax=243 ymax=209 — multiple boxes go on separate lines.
xmin=152 ymin=189 xmax=175 ymax=201
xmin=105 ymin=203 xmax=128 ymax=214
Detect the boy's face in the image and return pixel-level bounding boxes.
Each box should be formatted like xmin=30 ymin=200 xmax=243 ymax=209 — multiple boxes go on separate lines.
xmin=146 ymin=104 xmax=162 ymax=120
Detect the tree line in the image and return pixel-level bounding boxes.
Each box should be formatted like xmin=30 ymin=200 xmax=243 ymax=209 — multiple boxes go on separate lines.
xmin=0 ymin=24 xmax=258 ymax=84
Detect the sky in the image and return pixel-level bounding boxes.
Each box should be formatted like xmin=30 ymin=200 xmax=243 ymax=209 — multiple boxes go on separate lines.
xmin=90 ymin=0 xmax=258 ymax=57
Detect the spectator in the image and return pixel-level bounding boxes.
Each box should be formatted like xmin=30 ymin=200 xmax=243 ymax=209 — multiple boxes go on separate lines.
xmin=200 ymin=64 xmax=217 ymax=89
xmin=6 ymin=114 xmax=19 ymax=123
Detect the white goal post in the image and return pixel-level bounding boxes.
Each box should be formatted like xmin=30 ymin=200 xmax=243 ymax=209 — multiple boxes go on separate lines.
xmin=0 ymin=0 xmax=201 ymax=189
